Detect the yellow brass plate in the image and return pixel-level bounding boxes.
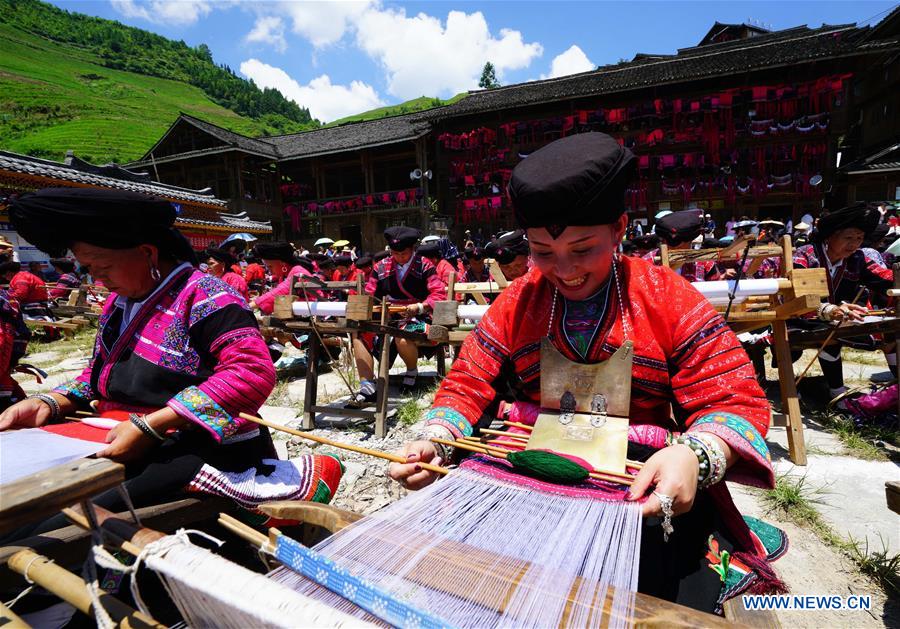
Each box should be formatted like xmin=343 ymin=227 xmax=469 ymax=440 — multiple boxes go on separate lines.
xmin=526 ymin=412 xmax=628 ymax=475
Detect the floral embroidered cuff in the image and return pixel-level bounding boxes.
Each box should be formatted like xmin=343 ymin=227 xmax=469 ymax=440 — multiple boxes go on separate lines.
xmin=424 ymin=406 xmax=473 ymax=439
xmin=53 ymin=379 xmax=94 ymax=402
xmin=168 ymin=385 xmax=239 ymax=442
xmin=688 ymin=412 xmax=774 ymax=489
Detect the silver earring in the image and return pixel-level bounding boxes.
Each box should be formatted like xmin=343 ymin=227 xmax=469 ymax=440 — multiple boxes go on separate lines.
xmin=150 ymin=266 xmax=161 ymax=282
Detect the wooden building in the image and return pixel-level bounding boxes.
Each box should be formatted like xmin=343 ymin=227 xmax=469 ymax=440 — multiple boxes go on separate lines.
xmin=0 ymin=149 xmax=271 ymax=261
xmin=422 ymin=18 xmax=900 ymax=238
xmin=130 ymin=13 xmax=900 ymax=246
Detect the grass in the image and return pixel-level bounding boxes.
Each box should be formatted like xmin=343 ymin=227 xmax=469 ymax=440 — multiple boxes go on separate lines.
xmin=326 ymin=93 xmax=467 ymax=126
xmin=0 ymin=23 xmax=283 ymax=163
xmin=763 ymin=473 xmax=900 ymax=595
xmin=847 ymin=536 xmax=900 ymax=595
xmin=809 ymin=408 xmax=896 ymax=461
xmin=395 ymin=397 xmax=423 ymax=426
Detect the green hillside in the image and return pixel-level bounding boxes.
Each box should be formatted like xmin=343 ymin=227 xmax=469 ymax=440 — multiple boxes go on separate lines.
xmin=0 ymin=22 xmax=283 ymax=163
xmin=328 ymin=94 xmax=468 ymax=126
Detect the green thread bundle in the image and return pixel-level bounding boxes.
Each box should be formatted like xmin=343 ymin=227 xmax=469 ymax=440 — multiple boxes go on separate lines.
xmin=506 ymin=450 xmax=591 ymax=484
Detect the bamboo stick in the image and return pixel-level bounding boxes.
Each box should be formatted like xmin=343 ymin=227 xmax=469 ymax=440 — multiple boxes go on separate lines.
xmin=480 ymin=428 xmax=529 ymax=440
xmin=502 ymin=420 xmax=534 ymax=431
xmin=432 ymin=438 xmax=634 ymax=486
xmin=0 ymin=601 xmax=28 ymax=629
xmin=8 ymin=550 xmax=164 ymax=629
xmin=239 ymin=412 xmax=449 ymax=475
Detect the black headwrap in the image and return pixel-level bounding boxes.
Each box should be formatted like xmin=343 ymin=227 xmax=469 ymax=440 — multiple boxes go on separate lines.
xmin=253 ymin=241 xmax=296 ymax=264
xmin=9 ymin=187 xmax=195 ymax=263
xmin=865 ymin=223 xmax=890 ymax=248
xmin=631 ymin=234 xmax=659 ymax=250
xmin=204 ymin=247 xmax=237 ymax=268
xmin=384 ymin=226 xmax=420 ymax=250
xmin=816 ymin=203 xmax=881 ymax=241
xmin=486 ymin=229 xmax=529 ymax=264
xmin=655 ymin=210 xmax=704 ymax=245
xmin=49 ymin=257 xmax=76 ymax=273
xmin=295 ymin=256 xmax=315 ymax=273
xmin=417 ymin=242 xmax=441 ymax=258
xmin=463 ymin=246 xmax=485 ymax=261
xmin=507 ymin=133 xmax=636 ymax=237
xmin=354 ymin=255 xmax=373 ymax=268
xmin=373 ymin=250 xmax=391 ymax=263
xmin=333 ymin=254 xmax=353 ymax=267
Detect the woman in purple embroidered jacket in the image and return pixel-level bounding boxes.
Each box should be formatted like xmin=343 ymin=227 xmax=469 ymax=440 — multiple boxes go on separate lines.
xmin=0 ymin=189 xmax=342 ymax=539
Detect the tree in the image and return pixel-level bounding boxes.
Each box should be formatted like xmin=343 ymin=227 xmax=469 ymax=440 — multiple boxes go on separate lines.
xmin=478 ymin=61 xmax=500 ymax=89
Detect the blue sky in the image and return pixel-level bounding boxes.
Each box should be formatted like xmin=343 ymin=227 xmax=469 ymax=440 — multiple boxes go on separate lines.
xmin=47 ymin=1 xmax=897 ymax=122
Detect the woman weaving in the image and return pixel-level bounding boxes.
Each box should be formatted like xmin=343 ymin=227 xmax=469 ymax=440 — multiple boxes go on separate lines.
xmin=390 ymin=133 xmax=785 ymax=614
xmin=0 ymin=188 xmax=342 ymax=539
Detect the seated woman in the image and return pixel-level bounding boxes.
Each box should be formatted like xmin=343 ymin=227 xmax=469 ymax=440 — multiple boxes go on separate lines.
xmin=0 ymin=257 xmax=30 ymax=411
xmin=390 ymin=133 xmax=784 ymax=614
xmin=0 ymin=260 xmax=52 ymax=319
xmin=204 ymin=246 xmax=249 ymax=301
xmin=485 ymin=229 xmax=531 ymax=281
xmin=47 ymin=257 xmax=82 ymax=301
xmin=791 ymin=203 xmax=894 ymax=405
xmin=0 ymin=189 xmax=341 ymax=540
xmin=249 ymin=242 xmax=317 ymax=314
xmin=351 ymin=227 xmax=446 ymax=402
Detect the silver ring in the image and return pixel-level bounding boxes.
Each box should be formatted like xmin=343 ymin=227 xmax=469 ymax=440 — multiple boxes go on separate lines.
xmin=653 ymin=491 xmax=675 ymax=542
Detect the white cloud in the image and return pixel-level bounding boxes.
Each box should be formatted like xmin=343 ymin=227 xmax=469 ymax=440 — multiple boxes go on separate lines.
xmin=542 ymin=45 xmax=595 ymax=79
xmin=239 ymin=59 xmax=385 ymax=122
xmin=352 ymin=6 xmax=543 ymax=99
xmin=280 ymin=0 xmax=374 ymax=48
xmin=110 ymin=0 xmax=213 ymax=26
xmin=246 ymin=16 xmax=287 ymax=53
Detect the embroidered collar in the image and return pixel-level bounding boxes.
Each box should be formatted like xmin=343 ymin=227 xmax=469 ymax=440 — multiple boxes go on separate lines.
xmin=114 ymin=262 xmax=193 ymax=333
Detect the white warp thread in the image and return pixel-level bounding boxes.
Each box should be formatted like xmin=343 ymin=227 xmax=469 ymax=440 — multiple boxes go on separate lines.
xmin=273 ymin=467 xmax=642 ymax=628
xmin=94 ymin=529 xmax=373 ymax=628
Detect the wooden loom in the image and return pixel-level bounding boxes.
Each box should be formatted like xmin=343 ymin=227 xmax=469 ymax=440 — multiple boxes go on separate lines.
xmin=0 ymin=441 xmax=766 ymax=628
xmin=262 ymin=275 xmax=448 ymax=438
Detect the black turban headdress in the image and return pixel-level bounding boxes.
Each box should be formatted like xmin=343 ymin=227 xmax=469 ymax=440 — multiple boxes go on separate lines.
xmin=417 ymin=241 xmax=441 ymax=257
xmin=507 ymin=133 xmax=636 ymax=237
xmin=9 ymin=187 xmax=195 ymax=262
xmin=384 ymin=226 xmax=420 ymax=250
xmin=204 ymin=247 xmax=237 ymax=268
xmin=655 ymin=210 xmax=704 ymax=245
xmin=354 ymin=255 xmax=373 ymax=268
xmin=816 ymin=203 xmax=881 ymax=241
xmin=253 ymin=242 xmax=296 ymax=264
xmin=486 ymin=229 xmax=529 ymax=264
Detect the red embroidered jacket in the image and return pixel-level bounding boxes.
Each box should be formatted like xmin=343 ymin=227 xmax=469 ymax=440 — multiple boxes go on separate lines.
xmin=426 ymin=256 xmax=773 ymax=487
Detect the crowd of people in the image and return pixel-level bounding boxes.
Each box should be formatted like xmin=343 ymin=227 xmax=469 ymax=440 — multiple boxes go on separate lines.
xmin=0 ymin=132 xmax=896 ymax=614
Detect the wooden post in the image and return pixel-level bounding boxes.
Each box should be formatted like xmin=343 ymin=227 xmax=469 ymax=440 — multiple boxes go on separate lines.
xmin=773 ymin=319 xmax=807 ymax=465
xmin=659 ymin=243 xmax=670 ymax=268
xmin=303 ymin=329 xmax=320 ymax=430
xmin=374 ymin=303 xmax=391 ymax=438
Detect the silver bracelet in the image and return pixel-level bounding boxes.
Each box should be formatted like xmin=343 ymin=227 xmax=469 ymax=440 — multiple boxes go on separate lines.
xmin=129 ymin=414 xmax=165 ymax=442
xmin=692 ymin=433 xmax=728 ymax=488
xmin=28 ymin=394 xmax=61 ymax=420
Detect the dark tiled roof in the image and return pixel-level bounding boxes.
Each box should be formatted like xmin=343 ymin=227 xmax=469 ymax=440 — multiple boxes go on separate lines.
xmin=423 ymin=24 xmax=894 ymax=121
xmin=140 ymin=113 xmax=279 ymax=161
xmin=0 ymin=149 xmax=227 ymax=207
xmin=843 ymin=142 xmax=900 ymax=173
xmin=267 ymin=113 xmax=432 ymax=160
